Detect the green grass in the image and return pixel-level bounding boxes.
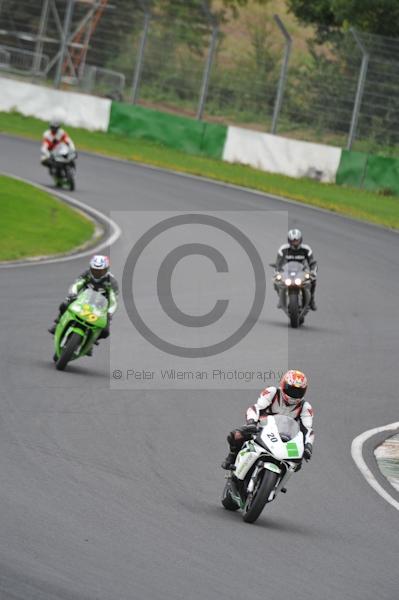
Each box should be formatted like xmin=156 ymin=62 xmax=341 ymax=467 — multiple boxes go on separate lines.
xmin=0 ymin=174 xmax=95 ymax=260
xmin=1 ymin=111 xmax=399 ymax=230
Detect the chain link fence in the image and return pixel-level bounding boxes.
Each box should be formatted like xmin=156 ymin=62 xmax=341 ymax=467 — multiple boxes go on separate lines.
xmin=1 ymin=0 xmax=399 ymax=153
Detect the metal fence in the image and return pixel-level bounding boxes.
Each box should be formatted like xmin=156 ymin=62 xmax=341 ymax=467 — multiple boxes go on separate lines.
xmin=1 ymin=0 xmax=399 ymax=153
xmin=80 ymin=66 xmax=126 ymax=100
xmin=0 ymin=44 xmax=49 ymax=74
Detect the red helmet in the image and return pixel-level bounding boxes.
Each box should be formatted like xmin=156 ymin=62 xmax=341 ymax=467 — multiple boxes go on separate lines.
xmin=280 ymin=370 xmax=308 ymax=406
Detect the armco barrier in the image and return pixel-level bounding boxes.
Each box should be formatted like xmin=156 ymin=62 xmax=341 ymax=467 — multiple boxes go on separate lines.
xmin=108 ymin=102 xmax=227 ymax=159
xmin=337 ymin=150 xmax=399 ymax=195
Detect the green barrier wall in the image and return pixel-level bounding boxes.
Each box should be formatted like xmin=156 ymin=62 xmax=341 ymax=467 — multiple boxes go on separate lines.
xmin=337 ymin=150 xmax=399 ymax=195
xmin=336 ymin=150 xmax=368 ymax=188
xmin=365 ymin=155 xmax=399 ymax=195
xmin=108 ymin=103 xmax=227 ymax=159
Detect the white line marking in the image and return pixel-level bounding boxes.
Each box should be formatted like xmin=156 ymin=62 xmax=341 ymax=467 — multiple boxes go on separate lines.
xmin=0 ymin=173 xmax=121 ymax=268
xmin=351 ymin=422 xmax=399 ymax=511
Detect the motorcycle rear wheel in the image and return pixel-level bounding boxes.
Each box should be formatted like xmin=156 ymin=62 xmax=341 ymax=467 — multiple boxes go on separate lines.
xmin=55 ymin=332 xmax=82 ymax=371
xmin=242 ymin=470 xmax=279 ymax=523
xmin=65 ymin=166 xmax=75 ymax=191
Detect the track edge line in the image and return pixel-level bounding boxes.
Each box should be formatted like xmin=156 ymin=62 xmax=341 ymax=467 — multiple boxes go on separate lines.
xmin=0 ymin=172 xmax=121 ymax=268
xmin=351 ymin=422 xmax=399 ymax=512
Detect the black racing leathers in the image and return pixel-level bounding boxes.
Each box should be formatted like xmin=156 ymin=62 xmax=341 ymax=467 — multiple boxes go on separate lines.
xmin=275 ymin=243 xmax=317 ymax=306
xmin=275 ymin=243 xmax=317 ymax=273
xmin=69 ymin=270 xmax=119 ymax=315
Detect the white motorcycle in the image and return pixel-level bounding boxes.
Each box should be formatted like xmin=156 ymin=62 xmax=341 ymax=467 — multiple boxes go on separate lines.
xmin=48 ymin=143 xmax=77 ymax=191
xmin=221 ymin=415 xmax=305 ymax=523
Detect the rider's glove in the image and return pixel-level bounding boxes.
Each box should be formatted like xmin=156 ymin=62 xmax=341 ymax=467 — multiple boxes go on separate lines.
xmin=303 ymin=443 xmax=313 ymax=462
xmin=66 ymin=294 xmax=77 ymax=303
xmin=243 ymin=420 xmax=258 ymax=434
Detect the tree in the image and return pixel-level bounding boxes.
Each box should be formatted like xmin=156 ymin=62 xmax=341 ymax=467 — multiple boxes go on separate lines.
xmin=157 ymin=0 xmax=271 ymax=26
xmin=287 ymin=0 xmax=399 ymax=41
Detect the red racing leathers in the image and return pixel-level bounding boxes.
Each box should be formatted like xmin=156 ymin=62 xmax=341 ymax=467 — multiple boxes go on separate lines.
xmin=41 ymin=128 xmax=75 ymax=164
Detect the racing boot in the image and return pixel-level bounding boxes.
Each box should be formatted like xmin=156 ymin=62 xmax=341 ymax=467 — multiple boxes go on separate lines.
xmin=48 ymin=318 xmax=59 ymax=335
xmin=274 ymin=285 xmax=282 ymax=309
xmin=309 ymin=296 xmax=317 ymax=311
xmin=221 ymin=451 xmax=237 ymax=470
xmin=277 ymin=288 xmax=285 ymax=309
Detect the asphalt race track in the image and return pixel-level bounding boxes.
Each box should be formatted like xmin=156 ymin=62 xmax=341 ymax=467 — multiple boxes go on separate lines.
xmin=1 ymin=135 xmax=398 ymax=600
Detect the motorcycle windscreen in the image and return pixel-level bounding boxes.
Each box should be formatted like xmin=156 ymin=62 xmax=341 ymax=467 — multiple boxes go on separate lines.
xmin=272 ymin=414 xmax=300 ymax=441
xmin=282 ymin=261 xmax=306 ymax=278
xmin=53 ymin=143 xmax=71 ymax=161
xmin=71 ymin=289 xmax=108 ymax=327
xmin=77 ymin=289 xmax=108 ymax=309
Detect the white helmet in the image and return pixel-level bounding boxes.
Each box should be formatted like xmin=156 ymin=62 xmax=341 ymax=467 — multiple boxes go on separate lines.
xmin=287 ymin=228 xmax=302 ymax=249
xmin=49 ymin=119 xmax=61 ymax=133
xmin=90 ymin=255 xmax=110 ymax=282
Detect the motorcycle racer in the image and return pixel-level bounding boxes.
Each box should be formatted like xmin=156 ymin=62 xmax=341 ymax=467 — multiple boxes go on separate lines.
xmin=48 ymin=256 xmax=118 ymax=345
xmin=274 ymin=229 xmax=318 ymax=310
xmin=221 ymin=370 xmax=314 ymax=470
xmin=41 ymin=119 xmax=76 ymax=172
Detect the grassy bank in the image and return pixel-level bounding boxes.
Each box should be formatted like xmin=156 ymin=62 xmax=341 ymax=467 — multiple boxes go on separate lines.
xmin=0 ymin=174 xmax=95 ymax=260
xmin=1 ymin=111 xmax=399 ymax=230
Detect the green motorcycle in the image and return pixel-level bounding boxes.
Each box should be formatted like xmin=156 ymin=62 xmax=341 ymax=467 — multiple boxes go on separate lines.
xmin=53 ymin=288 xmax=108 ymax=371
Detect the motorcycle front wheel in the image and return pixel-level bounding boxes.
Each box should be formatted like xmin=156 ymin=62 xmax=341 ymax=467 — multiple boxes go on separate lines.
xmin=288 ymin=290 xmax=300 ymax=328
xmin=65 ymin=166 xmax=75 ymax=191
xmin=55 ymin=332 xmax=82 ymax=371
xmin=242 ymin=470 xmax=279 ymax=523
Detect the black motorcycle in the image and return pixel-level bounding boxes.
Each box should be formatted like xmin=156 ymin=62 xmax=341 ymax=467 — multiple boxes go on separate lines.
xmin=271 ymin=260 xmax=314 ymax=328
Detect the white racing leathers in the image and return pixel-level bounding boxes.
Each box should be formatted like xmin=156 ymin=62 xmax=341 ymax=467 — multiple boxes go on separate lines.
xmin=246 ymin=386 xmax=314 ymax=448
